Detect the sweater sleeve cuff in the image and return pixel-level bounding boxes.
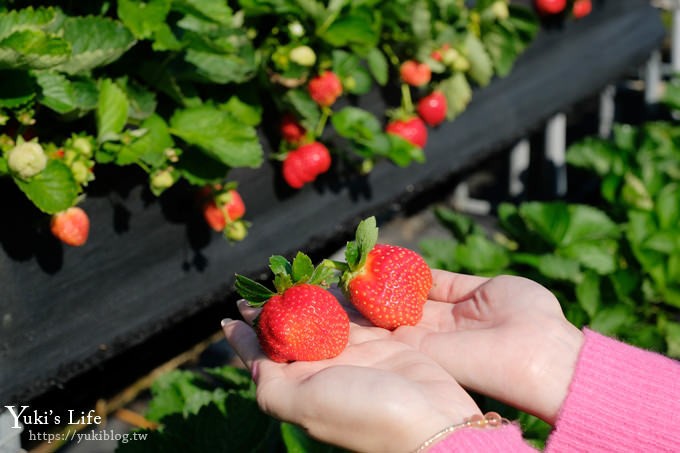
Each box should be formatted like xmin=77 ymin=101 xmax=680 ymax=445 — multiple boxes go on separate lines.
xmin=546 ymin=328 xmax=680 ymax=452
xmin=428 ymin=423 xmax=538 ymax=453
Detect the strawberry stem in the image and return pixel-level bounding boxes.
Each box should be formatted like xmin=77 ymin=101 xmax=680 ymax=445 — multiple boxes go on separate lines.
xmin=401 ymin=83 xmax=414 ymax=115
xmin=315 ymin=107 xmax=331 ymax=138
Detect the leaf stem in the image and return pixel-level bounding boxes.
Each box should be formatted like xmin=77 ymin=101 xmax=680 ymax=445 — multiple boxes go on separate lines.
xmin=315 ymin=107 xmax=331 ymax=138
xmin=401 ymin=83 xmax=414 ymax=115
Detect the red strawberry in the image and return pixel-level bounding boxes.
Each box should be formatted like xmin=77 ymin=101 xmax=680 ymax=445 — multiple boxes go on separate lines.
xmin=235 ymin=253 xmax=350 ymax=362
xmin=50 ymin=207 xmax=90 ymax=247
xmin=308 ymin=71 xmax=343 ymax=107
xmin=417 ymin=91 xmax=448 ymax=127
xmin=280 ymin=113 xmax=306 ymax=143
xmin=572 ymin=0 xmax=591 ymax=18
xmin=282 ymin=142 xmax=331 ymax=189
xmin=216 ymin=189 xmax=245 ymax=222
xmin=203 ymin=189 xmax=246 ymax=232
xmin=202 ymin=200 xmax=226 ymax=232
xmin=340 ymin=217 xmax=432 ymax=330
xmin=533 ymin=0 xmax=566 ymax=15
xmin=298 ymin=142 xmax=331 ymax=175
xmin=400 ymin=60 xmax=431 ymax=87
xmin=386 ymin=117 xmax=428 ymax=148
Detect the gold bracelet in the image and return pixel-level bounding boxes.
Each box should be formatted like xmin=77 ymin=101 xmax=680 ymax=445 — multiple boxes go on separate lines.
xmin=412 ymin=412 xmax=510 ymax=453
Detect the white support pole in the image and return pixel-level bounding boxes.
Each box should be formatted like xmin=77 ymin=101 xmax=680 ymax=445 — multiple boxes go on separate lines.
xmin=672 ymin=7 xmax=680 ymax=74
xmin=545 ymin=113 xmax=567 ymax=197
xmin=452 ymin=181 xmax=491 ymax=216
xmin=598 ymin=85 xmax=616 ymax=139
xmin=0 ymin=410 xmax=24 ymax=453
xmin=645 ymin=50 xmax=662 ymax=105
xmin=509 ymin=139 xmax=530 ymax=198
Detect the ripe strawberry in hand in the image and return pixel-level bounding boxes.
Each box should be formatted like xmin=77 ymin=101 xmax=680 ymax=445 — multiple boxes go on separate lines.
xmin=339 ymin=217 xmax=432 ymax=330
xmin=386 ymin=117 xmax=428 ymax=148
xmin=417 ymin=91 xmax=448 ymax=127
xmin=400 ymin=60 xmax=431 ymax=87
xmin=533 ymin=0 xmax=566 ymax=15
xmin=235 ymin=253 xmax=349 ymax=362
xmin=280 ymin=113 xmax=306 ymax=144
xmin=308 ymin=71 xmax=343 ymax=107
xmin=50 ymin=206 xmax=90 ymax=247
xmin=572 ymin=0 xmax=592 ymax=19
xmin=282 ymin=141 xmax=331 ymax=189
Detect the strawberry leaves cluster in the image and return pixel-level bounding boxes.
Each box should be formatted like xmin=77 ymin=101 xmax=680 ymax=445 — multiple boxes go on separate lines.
xmin=235 ymin=216 xmax=433 ymax=362
xmin=0 ymin=1 xmax=537 ymax=247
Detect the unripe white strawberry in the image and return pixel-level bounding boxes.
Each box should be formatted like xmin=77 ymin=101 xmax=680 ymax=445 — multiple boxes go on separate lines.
xmin=71 ymin=136 xmax=93 ymax=157
xmin=288 ymin=21 xmax=305 ymax=38
xmin=150 ymin=168 xmax=175 ymax=192
xmin=70 ymin=160 xmax=90 ymax=184
xmin=8 ymin=141 xmax=47 ymax=179
xmin=491 ymin=1 xmax=509 ymax=20
xmin=289 ymin=45 xmax=316 ymax=67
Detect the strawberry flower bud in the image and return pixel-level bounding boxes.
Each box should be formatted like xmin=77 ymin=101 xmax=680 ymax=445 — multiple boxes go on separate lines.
xmin=289 ymin=45 xmax=316 ymax=67
xmin=288 ymin=21 xmax=305 ymax=38
xmin=71 ymin=137 xmax=93 ymax=157
xmin=8 ymin=141 xmax=47 ymax=180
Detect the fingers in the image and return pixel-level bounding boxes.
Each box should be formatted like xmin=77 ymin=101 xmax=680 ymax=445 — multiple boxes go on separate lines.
xmin=221 ymin=318 xmax=264 ymax=374
xmin=428 ymin=269 xmax=489 ymax=303
xmin=237 ymin=299 xmax=261 ymax=325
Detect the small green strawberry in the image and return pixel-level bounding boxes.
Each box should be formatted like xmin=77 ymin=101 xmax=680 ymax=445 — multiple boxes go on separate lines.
xmin=235 ymin=253 xmax=349 ymax=363
xmin=338 ymin=217 xmax=433 ymax=330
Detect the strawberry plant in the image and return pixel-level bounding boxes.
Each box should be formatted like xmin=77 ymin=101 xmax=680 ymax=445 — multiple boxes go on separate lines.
xmin=0 ymin=1 xmax=537 ymax=247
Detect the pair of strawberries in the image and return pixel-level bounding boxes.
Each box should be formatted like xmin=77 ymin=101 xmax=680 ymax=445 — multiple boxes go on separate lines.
xmin=534 ymin=0 xmax=592 ymax=18
xmin=235 ymin=216 xmax=433 ymax=363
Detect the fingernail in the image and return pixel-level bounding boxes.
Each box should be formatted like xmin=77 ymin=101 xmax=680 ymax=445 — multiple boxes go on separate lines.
xmin=221 ymin=318 xmax=232 ymax=327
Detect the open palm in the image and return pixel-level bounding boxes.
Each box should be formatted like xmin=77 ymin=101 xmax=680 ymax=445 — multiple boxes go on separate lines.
xmin=222 ymin=299 xmax=480 ymax=453
xmin=392 ymin=270 xmax=584 ymax=424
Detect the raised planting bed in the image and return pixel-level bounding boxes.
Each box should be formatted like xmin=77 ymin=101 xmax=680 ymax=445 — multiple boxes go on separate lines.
xmin=1 ymin=0 xmax=664 ymax=410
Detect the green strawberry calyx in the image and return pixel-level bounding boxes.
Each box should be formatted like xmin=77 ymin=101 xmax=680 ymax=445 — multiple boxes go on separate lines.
xmin=235 ymin=252 xmax=339 ymax=307
xmin=328 ymin=216 xmax=379 ymax=291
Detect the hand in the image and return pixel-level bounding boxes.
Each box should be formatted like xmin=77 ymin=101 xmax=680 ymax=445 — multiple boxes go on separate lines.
xmin=393 ymin=270 xmax=584 ymax=424
xmin=222 ymin=299 xmax=480 ymax=453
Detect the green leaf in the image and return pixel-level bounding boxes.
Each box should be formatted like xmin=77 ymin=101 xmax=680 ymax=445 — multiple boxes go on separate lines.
xmin=347 ymin=216 xmax=378 ymax=270
xmin=117 ymin=0 xmax=171 ymax=40
xmin=589 ymin=305 xmax=636 ymax=336
xmin=560 ymin=241 xmax=618 ymax=275
xmin=463 ymin=32 xmax=493 ymax=86
xmin=205 ymin=366 xmax=253 ymax=391
xmin=170 ymin=105 xmax=264 ymax=168
xmin=562 ymin=204 xmax=620 ymax=245
xmin=285 ymin=88 xmax=320 ymax=131
xmin=13 ymin=159 xmax=79 ymax=214
xmin=0 ymin=29 xmax=70 ymax=70
xmin=332 ymin=49 xmax=372 ymax=95
xmin=52 ymin=16 xmax=136 ymax=74
xmin=308 ymin=263 xmax=339 ymax=287
xmin=576 ymin=271 xmax=600 ymax=318
xmin=234 ymin=274 xmax=274 ymax=305
xmin=184 ymin=47 xmax=257 ymax=84
xmin=656 ymin=183 xmax=680 ymax=230
xmin=220 ymin=96 xmax=262 ymax=127
xmin=566 ymin=136 xmax=622 ymax=177
xmin=117 ymin=76 xmax=157 ymax=121
xmin=519 ymin=202 xmax=570 ymax=247
xmin=366 ymin=47 xmax=388 ymax=85
xmin=386 ymin=133 xmax=423 ymax=167
xmin=455 ymin=235 xmax=510 ymax=274
xmin=419 ymin=238 xmax=459 ymax=271
xmin=320 ymin=9 xmax=378 ymax=49
xmin=175 ymin=148 xmax=230 ymax=186
xmin=117 ymin=114 xmax=174 ymax=167
xmin=269 ymin=255 xmax=292 ymax=277
xmin=291 ymin=252 xmax=314 ymax=283
xmin=437 ymin=72 xmax=472 ymax=120
xmin=175 ymin=0 xmax=234 ymax=25
xmin=536 ymin=254 xmax=582 ymax=283
xmin=434 ymin=206 xmax=485 ymax=241
xmin=35 ymin=71 xmax=77 ymax=114
xmin=662 ymin=319 xmax=680 ymax=358
xmin=0 ymin=7 xmax=60 ymax=40
xmin=97 ymin=79 xmax=130 ymax=143
xmin=281 ymin=422 xmax=343 ymax=453
xmin=481 ymin=22 xmax=518 ymax=77
xmin=331 ymin=106 xmax=381 ymax=142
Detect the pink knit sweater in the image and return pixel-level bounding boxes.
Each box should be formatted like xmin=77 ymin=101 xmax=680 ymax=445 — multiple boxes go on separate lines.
xmin=429 ymin=329 xmax=680 ymax=452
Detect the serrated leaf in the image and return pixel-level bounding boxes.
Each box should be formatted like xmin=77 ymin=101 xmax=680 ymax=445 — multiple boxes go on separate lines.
xmin=352 ymin=216 xmax=378 ymax=270
xmin=117 ymin=76 xmax=157 ymax=121
xmin=464 ymin=32 xmax=493 ymax=86
xmin=0 ymin=29 xmax=70 ymax=70
xmin=308 ymin=264 xmax=339 ymax=287
xmin=285 ymin=88 xmax=320 ymax=131
xmin=35 ymin=71 xmax=77 ymax=113
xmin=419 ymin=238 xmax=460 ymax=271
xmin=269 ymin=255 xmax=291 ymax=276
xmin=366 ymin=47 xmax=388 ymax=85
xmin=51 ymin=16 xmax=136 ymax=75
xmin=117 ymin=114 xmax=173 ymax=167
xmin=576 ymin=271 xmax=600 ymax=318
xmin=175 ymin=0 xmax=234 ymax=25
xmin=170 ymin=105 xmax=263 ymax=168
xmin=590 ymin=305 xmax=636 ymax=336
xmin=0 ymin=7 xmax=60 ymax=40
xmin=184 ymin=47 xmax=256 ymax=84
xmin=481 ymin=22 xmax=518 ymax=77
xmin=117 ymin=0 xmax=171 ymax=40
xmin=387 ymin=133 xmax=423 ymax=167
xmin=438 ymin=73 xmax=472 ymax=120
xmin=331 ymin=106 xmax=381 ymax=142
xmin=234 ymin=274 xmax=274 ymax=305
xmin=220 ymin=96 xmax=262 ymax=127
xmin=273 ymin=273 xmax=294 ymax=294
xmin=320 ymin=9 xmax=378 ymax=49
xmin=175 ymin=148 xmax=230 ymax=186
xmin=291 ymin=252 xmax=314 ymax=283
xmin=536 ymin=254 xmax=582 ymax=283
xmin=455 ymin=235 xmax=510 ymax=274
xmin=97 ymin=79 xmax=129 ymax=143
xmin=13 ymin=159 xmax=79 ymax=214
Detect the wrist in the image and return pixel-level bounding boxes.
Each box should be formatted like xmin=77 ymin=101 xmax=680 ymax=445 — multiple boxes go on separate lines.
xmin=411 ymin=412 xmax=510 ymax=453
xmin=531 ymin=320 xmax=584 ymax=424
